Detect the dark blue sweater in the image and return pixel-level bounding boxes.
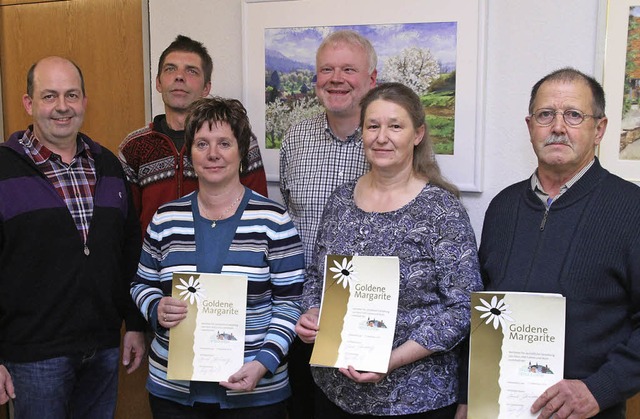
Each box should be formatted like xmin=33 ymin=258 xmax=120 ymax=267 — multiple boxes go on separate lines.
xmin=478 ymin=159 xmax=640 ymax=415
xmin=0 ymin=130 xmax=145 ymax=362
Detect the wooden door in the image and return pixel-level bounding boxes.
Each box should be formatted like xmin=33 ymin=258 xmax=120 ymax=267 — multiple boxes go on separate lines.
xmin=628 ymin=393 xmax=640 ymax=418
xmin=0 ymin=1 xmax=151 ymax=418
xmin=0 ymin=0 xmax=146 ymax=152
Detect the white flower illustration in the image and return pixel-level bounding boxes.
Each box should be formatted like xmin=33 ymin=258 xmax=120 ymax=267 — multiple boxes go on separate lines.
xmin=475 ymin=295 xmax=514 ymax=330
xmin=329 ymin=257 xmax=358 ymax=289
xmin=175 ymin=276 xmax=206 ymax=305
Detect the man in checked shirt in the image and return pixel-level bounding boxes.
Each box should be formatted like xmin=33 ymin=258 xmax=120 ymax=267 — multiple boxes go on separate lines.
xmin=0 ymin=56 xmax=145 ymax=418
xmin=279 ymin=30 xmax=377 ymax=419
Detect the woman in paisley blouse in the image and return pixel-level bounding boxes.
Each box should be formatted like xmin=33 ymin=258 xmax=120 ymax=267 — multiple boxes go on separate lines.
xmin=295 ymin=82 xmax=482 ymax=418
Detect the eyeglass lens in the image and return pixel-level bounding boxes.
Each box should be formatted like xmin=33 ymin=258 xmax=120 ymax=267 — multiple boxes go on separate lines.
xmin=534 ymin=110 xmax=585 ymax=126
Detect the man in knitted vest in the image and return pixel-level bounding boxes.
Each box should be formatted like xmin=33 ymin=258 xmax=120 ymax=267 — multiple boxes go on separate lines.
xmin=119 ymin=35 xmax=268 ymax=235
xmin=472 ymin=68 xmax=640 ymax=419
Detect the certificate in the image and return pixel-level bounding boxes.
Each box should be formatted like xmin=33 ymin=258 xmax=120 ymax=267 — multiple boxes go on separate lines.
xmin=167 ymin=272 xmax=247 ymax=382
xmin=468 ymin=292 xmax=566 ymax=419
xmin=310 ymin=255 xmax=400 ymax=373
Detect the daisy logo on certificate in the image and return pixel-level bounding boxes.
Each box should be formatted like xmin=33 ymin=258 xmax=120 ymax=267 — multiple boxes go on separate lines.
xmin=475 ymin=295 xmax=514 ymax=331
xmin=329 ymin=257 xmax=359 ymax=289
xmin=175 ymin=275 xmax=207 ymax=305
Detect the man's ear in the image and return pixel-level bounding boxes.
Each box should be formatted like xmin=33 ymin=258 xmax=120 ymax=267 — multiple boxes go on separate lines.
xmin=593 ymin=116 xmax=608 ymax=146
xmin=22 ymin=94 xmax=34 ymax=116
xmin=202 ymin=81 xmax=212 ymax=98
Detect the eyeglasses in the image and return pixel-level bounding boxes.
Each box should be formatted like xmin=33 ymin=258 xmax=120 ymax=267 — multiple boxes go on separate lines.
xmin=530 ymin=109 xmax=602 ymax=127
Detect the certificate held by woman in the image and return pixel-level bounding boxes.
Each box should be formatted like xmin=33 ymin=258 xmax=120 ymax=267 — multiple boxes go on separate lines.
xmin=311 ymin=255 xmax=399 ymax=373
xmin=167 ymin=272 xmax=248 ymax=382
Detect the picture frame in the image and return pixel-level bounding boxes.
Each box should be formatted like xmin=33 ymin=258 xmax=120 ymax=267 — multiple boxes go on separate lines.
xmin=599 ymin=0 xmax=640 ymax=183
xmin=242 ymin=0 xmax=487 ymax=192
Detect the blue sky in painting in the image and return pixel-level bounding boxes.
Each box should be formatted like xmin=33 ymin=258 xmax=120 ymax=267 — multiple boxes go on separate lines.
xmin=632 ymin=6 xmax=640 ymax=17
xmin=265 ymin=22 xmax=457 ymax=73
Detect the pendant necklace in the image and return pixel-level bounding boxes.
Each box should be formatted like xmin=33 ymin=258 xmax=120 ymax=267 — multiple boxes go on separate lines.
xmin=201 ymin=189 xmax=244 ymax=228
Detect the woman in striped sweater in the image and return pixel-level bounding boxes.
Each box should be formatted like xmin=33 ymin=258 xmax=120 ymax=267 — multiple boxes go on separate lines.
xmin=131 ymin=97 xmax=305 ymax=419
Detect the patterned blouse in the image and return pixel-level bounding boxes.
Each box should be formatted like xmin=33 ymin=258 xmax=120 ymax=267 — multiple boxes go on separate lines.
xmin=301 ymin=181 xmax=482 ymax=415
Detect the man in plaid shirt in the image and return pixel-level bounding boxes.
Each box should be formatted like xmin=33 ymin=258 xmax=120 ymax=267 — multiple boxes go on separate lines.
xmin=0 ymin=56 xmax=145 ymax=418
xmin=279 ymin=30 xmax=377 ymax=419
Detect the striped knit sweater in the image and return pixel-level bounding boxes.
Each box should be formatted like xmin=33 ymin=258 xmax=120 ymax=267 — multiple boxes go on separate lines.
xmin=131 ymin=188 xmax=305 ymax=408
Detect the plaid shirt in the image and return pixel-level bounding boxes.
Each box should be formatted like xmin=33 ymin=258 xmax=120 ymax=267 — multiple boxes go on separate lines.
xmin=19 ymin=128 xmax=96 ymax=243
xmin=279 ymin=113 xmax=369 ymax=267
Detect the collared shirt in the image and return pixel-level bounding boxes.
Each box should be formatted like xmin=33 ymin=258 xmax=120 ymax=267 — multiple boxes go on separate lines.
xmin=280 ymin=113 xmax=370 ymax=267
xmin=531 ymin=159 xmax=595 ymax=208
xmin=19 ymin=128 xmax=96 ymax=243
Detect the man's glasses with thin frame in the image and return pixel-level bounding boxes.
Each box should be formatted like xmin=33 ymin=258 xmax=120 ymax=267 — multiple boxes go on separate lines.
xmin=530 ymin=109 xmax=603 ymax=127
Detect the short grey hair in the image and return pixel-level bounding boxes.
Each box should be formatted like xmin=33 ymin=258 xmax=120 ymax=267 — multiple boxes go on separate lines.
xmin=316 ymin=30 xmax=377 ymax=74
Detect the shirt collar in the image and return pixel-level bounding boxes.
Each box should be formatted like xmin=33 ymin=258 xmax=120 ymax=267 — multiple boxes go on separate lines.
xmin=531 ymin=158 xmax=595 ymax=206
xmin=19 ymin=127 xmax=93 ymax=165
xmin=323 ymin=114 xmax=362 ymax=144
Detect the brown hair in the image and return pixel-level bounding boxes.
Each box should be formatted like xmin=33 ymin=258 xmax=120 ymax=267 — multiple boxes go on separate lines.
xmin=158 ymin=35 xmax=213 ymax=85
xmin=184 ymin=97 xmax=255 ymax=170
xmin=27 ymin=57 xmax=85 ymax=97
xmin=528 ymin=67 xmax=605 ymax=117
xmin=359 ymin=82 xmax=459 ymax=197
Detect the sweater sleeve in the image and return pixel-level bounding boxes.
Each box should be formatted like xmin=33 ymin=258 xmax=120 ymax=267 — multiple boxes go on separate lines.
xmin=121 ymin=172 xmax=147 ymax=332
xmin=240 ymin=134 xmax=268 ymax=197
xmin=252 ymin=212 xmax=305 ymax=373
xmin=240 ymin=168 xmax=268 ymax=198
xmin=582 ymin=233 xmax=640 ymax=410
xmin=130 ymin=214 xmax=166 ymax=332
xmin=117 ymin=134 xmax=143 ymax=222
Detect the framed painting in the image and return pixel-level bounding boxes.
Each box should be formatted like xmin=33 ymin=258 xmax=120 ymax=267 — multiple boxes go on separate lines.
xmin=242 ymin=0 xmax=487 ymax=191
xmin=600 ymin=0 xmax=640 ymax=183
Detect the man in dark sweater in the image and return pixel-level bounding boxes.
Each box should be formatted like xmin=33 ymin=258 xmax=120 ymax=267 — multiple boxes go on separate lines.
xmin=0 ymin=56 xmax=146 ymax=418
xmin=472 ymin=68 xmax=640 ymax=419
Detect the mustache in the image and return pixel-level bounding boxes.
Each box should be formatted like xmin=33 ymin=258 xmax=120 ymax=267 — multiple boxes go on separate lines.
xmin=544 ymin=134 xmax=570 ymax=146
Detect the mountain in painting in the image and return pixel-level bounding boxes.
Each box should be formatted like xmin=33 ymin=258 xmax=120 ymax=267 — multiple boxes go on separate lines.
xmin=265 ymin=49 xmax=314 ymax=73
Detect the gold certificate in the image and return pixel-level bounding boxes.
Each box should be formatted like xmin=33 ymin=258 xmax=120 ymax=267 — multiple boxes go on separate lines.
xmin=311 ymin=255 xmax=400 ymax=373
xmin=468 ymin=292 xmax=566 ymax=419
xmin=167 ymin=272 xmax=247 ymax=382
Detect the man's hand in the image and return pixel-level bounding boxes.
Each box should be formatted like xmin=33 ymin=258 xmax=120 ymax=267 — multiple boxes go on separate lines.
xmin=122 ymin=331 xmax=146 ymax=374
xmin=295 ymin=308 xmax=319 ymax=344
xmin=219 ymin=360 xmax=268 ymax=392
xmin=531 ymin=379 xmax=599 ymax=419
xmin=0 ymin=366 xmax=15 ymax=404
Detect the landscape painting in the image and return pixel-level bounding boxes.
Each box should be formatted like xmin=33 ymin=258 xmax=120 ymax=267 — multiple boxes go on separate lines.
xmin=264 ymin=23 xmax=457 ymax=154
xmin=619 ymin=6 xmax=640 ymax=160
xmin=243 ymin=0 xmax=486 ymax=190
xmin=601 ymin=0 xmax=640 ymax=183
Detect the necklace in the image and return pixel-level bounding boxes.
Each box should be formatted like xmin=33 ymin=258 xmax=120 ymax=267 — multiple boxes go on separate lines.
xmin=200 ymin=189 xmax=244 ymax=228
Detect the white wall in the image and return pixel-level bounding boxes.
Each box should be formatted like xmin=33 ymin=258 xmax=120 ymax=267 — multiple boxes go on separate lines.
xmin=147 ymin=0 xmax=605 ymax=239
